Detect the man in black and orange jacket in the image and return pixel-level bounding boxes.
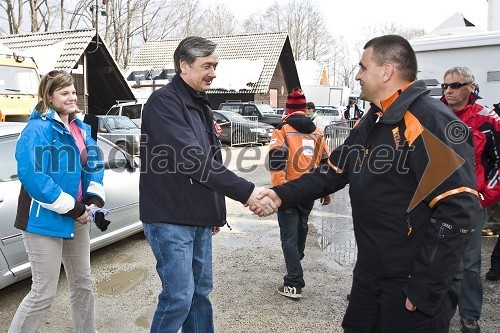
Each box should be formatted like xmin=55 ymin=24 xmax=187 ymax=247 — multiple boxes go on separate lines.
xmin=268 ymin=87 xmax=330 ymax=299
xmin=255 ymin=36 xmax=479 ymax=332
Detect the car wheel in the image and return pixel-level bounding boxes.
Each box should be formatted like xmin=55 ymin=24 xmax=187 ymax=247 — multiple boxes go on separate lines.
xmin=116 ymin=142 xmax=131 ymax=154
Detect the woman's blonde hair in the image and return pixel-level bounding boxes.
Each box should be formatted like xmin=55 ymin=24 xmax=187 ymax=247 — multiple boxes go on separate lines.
xmin=36 ymin=70 xmax=79 ymax=114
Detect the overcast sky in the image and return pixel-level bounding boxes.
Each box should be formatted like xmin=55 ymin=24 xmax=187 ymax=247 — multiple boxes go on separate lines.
xmin=201 ymin=0 xmax=490 ymax=41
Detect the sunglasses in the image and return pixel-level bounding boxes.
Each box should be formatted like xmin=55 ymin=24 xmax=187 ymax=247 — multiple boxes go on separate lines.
xmin=441 ymin=82 xmax=471 ymax=90
xmin=47 ymin=69 xmax=69 ymax=78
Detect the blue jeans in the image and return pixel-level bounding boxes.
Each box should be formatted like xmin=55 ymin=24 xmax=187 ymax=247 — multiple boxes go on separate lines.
xmin=458 ymin=208 xmax=485 ymax=321
xmin=143 ymin=223 xmax=214 ymax=333
xmin=277 ymin=201 xmax=314 ymax=288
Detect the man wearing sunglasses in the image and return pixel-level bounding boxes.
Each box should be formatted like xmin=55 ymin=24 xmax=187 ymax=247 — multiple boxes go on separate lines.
xmin=441 ymin=67 xmax=500 ymax=333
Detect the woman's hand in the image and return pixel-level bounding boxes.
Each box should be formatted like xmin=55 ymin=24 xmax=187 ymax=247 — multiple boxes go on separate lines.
xmin=76 ymin=205 xmax=94 ymax=223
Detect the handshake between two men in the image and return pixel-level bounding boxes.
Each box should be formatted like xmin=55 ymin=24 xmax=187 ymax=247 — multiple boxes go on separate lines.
xmin=245 ymin=187 xmax=282 ymax=217
xmin=245 ymin=186 xmax=331 ymax=217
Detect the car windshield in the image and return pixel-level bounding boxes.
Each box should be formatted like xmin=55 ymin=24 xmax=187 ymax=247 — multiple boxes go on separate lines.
xmin=104 ymin=116 xmax=138 ymax=130
xmin=317 ymin=107 xmax=339 ymax=116
xmin=0 ymin=65 xmax=39 ymax=95
xmin=256 ymin=104 xmax=276 ymax=114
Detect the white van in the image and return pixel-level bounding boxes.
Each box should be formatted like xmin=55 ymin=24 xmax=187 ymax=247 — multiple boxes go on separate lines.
xmin=106 ymin=100 xmax=145 ymax=127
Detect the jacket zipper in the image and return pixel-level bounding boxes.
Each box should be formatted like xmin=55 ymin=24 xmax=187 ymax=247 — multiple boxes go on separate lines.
xmin=429 ymin=224 xmax=444 ymax=262
xmin=406 ymin=217 xmax=413 ymax=238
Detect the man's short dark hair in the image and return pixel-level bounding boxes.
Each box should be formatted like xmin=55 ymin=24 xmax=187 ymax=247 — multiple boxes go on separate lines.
xmin=306 ymin=102 xmax=315 ymax=110
xmin=173 ymin=36 xmax=217 ymax=74
xmin=364 ymin=35 xmax=417 ymax=82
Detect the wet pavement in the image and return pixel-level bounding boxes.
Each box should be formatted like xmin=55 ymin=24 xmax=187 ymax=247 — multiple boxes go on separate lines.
xmin=0 ymin=146 xmax=499 ymax=332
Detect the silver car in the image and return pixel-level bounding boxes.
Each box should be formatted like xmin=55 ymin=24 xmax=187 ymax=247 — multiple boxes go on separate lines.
xmin=313 ymin=106 xmax=343 ymax=131
xmin=0 ymin=122 xmax=142 ymax=290
xmin=97 ymin=115 xmax=141 ymax=155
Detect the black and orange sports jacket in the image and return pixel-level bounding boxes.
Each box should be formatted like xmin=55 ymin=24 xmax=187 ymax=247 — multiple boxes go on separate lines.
xmin=268 ymin=112 xmax=329 ymax=186
xmin=272 ymin=80 xmax=479 ymax=315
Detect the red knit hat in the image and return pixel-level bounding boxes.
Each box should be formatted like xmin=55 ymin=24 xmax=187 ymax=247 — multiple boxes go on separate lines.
xmin=285 ymin=87 xmax=306 ymax=115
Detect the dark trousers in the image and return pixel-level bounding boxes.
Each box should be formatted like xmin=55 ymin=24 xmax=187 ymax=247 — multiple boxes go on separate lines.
xmin=491 ymin=235 xmax=500 ymax=271
xmin=342 ymin=265 xmax=460 ymax=333
xmin=277 ymin=201 xmax=314 ymax=288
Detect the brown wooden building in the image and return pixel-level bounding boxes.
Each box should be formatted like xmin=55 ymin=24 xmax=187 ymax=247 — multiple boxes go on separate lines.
xmin=0 ymin=29 xmax=135 ymax=115
xmin=127 ymin=32 xmax=300 ymax=109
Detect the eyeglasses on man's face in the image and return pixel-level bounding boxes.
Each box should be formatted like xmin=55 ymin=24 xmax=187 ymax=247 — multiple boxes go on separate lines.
xmin=441 ymin=82 xmax=471 ymax=90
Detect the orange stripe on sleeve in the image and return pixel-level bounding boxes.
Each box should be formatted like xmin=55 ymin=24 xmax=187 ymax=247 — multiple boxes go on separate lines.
xmin=428 ymin=187 xmax=479 ymax=209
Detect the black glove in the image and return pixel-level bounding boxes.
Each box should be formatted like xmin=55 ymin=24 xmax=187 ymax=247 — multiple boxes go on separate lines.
xmin=94 ymin=212 xmax=111 ymax=232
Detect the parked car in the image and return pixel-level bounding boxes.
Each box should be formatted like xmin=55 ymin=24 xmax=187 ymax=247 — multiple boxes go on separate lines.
xmin=313 ymin=105 xmax=343 ymax=131
xmin=0 ymin=122 xmax=142 ymax=290
xmin=274 ymin=107 xmax=285 ymax=115
xmin=97 ymin=115 xmax=141 ymax=155
xmin=219 ymin=101 xmax=282 ymax=127
xmin=106 ymin=100 xmax=145 ymax=127
xmin=213 ymin=110 xmax=274 ymax=145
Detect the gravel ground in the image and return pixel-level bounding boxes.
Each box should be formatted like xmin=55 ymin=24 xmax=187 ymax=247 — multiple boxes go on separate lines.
xmin=1 ymin=146 xmax=499 ymax=332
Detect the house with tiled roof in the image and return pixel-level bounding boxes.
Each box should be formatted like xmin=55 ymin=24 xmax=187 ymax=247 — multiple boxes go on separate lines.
xmin=127 ymin=32 xmax=300 ymax=109
xmin=0 ymin=29 xmax=134 ymax=114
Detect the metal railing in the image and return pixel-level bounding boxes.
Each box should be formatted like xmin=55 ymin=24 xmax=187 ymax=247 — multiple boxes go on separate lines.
xmin=230 ymin=116 xmax=259 ymax=147
xmin=324 ymin=120 xmax=357 ymax=152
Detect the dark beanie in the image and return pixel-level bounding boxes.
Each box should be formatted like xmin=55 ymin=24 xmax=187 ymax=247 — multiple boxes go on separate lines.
xmin=285 ymin=87 xmax=306 ymax=115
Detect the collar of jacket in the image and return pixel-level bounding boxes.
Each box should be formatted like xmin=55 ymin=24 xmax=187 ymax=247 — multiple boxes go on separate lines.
xmin=30 ymin=107 xmax=83 ymax=135
xmin=281 ymin=112 xmax=317 ymax=134
xmin=366 ymin=80 xmax=429 ymax=125
xmin=172 ymin=74 xmax=211 ymax=111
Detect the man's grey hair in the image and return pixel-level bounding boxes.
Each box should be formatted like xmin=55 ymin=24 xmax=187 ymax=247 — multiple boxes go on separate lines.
xmin=173 ymin=36 xmax=217 ymax=74
xmin=443 ymin=67 xmax=475 ymax=83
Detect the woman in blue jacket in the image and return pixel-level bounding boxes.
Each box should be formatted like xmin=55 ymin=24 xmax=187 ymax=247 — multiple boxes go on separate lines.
xmin=9 ymin=70 xmax=105 ymax=333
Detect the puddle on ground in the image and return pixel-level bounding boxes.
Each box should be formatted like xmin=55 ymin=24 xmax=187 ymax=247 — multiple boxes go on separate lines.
xmin=95 ymin=268 xmax=147 ymax=295
xmin=317 ymin=218 xmax=357 ymax=267
xmin=135 ymin=315 xmax=149 ymax=329
xmin=318 ymin=235 xmax=357 ymax=267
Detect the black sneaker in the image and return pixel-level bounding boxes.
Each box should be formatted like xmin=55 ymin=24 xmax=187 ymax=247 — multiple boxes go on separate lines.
xmin=276 ymin=285 xmax=302 ymax=299
xmin=460 ymin=317 xmax=480 ymax=333
xmin=486 ymin=268 xmax=500 ymax=281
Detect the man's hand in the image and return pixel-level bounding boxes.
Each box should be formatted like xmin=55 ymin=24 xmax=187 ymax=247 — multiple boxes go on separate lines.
xmin=247 ymin=188 xmax=282 ymax=217
xmin=246 ymin=187 xmax=278 ymax=217
xmin=320 ymin=195 xmax=331 ymax=205
xmin=212 ymin=226 xmax=220 ymax=236
xmin=405 ymin=298 xmax=416 ymax=312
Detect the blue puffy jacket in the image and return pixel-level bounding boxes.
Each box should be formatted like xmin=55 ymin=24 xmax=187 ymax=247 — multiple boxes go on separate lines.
xmin=15 ymin=108 xmax=105 ymax=238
